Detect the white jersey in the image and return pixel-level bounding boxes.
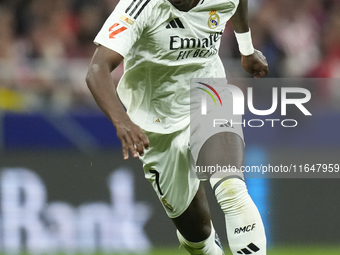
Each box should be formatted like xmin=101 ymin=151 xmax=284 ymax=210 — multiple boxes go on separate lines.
xmin=94 ymin=0 xmax=239 ymax=133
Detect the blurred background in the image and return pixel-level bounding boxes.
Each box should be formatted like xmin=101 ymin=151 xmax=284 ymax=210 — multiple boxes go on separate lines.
xmin=0 ymin=0 xmax=340 ymax=254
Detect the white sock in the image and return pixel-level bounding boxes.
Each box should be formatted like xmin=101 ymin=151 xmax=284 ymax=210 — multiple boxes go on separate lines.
xmin=210 ymin=176 xmax=266 ymax=255
xmin=177 ymin=222 xmax=224 ymax=255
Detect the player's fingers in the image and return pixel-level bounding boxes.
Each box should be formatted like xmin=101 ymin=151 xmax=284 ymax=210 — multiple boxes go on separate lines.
xmin=128 ymin=129 xmax=145 ymax=156
xmin=128 ymin=139 xmax=139 ymax=158
xmin=254 ymin=69 xmax=268 ymax=78
xmin=121 ymin=132 xmax=138 ymax=159
xmin=254 ymin=73 xmax=262 ymax=78
xmin=260 ymin=63 xmax=269 ymax=77
xmin=253 ymin=61 xmax=268 ymax=78
xmin=133 ymin=139 xmax=145 ymax=156
xmin=121 ymin=140 xmax=129 ymax=160
xmin=255 ymin=49 xmax=268 ymax=68
xmin=139 ymin=132 xmax=150 ymax=150
xmin=254 ymin=72 xmax=264 ymax=78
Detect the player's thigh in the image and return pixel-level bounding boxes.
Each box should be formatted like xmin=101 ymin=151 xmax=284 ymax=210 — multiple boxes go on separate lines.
xmin=197 ymin=132 xmax=244 ymax=179
xmin=191 ymin=88 xmax=245 ymax=179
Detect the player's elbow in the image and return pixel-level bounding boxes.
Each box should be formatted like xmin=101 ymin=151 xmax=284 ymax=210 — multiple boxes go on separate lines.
xmin=85 ymin=71 xmax=91 ymax=88
xmin=85 ymin=64 xmax=100 ymax=89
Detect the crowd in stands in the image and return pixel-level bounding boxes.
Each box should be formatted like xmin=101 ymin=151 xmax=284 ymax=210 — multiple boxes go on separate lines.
xmin=0 ymin=0 xmax=339 ymax=111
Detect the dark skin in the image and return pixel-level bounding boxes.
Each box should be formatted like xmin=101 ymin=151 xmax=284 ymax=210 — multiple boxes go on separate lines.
xmin=86 ymin=0 xmax=268 ymax=243
xmin=173 ymin=133 xmax=245 ymax=242
xmin=168 ymin=0 xmax=200 ymax=12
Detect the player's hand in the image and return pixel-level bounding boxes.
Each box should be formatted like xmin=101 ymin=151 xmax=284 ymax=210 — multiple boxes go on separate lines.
xmin=114 ymin=120 xmax=150 ymax=160
xmin=241 ymin=49 xmax=269 ymax=78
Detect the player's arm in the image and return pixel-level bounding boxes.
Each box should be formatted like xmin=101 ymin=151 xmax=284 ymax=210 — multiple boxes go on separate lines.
xmin=230 ymin=0 xmax=269 ymax=78
xmin=86 ymin=45 xmax=149 ymax=159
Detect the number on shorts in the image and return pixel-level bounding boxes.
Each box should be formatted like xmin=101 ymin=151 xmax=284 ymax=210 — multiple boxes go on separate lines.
xmin=149 ymin=169 xmax=163 ymax=195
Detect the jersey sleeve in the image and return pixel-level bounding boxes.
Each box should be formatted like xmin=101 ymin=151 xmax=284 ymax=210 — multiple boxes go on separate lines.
xmin=94 ymin=0 xmax=152 ymax=57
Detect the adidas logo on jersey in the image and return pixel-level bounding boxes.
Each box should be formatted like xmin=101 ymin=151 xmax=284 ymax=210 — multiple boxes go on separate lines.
xmin=166 ymin=18 xmax=185 ymax=29
xmin=153 ymin=117 xmax=167 ymax=124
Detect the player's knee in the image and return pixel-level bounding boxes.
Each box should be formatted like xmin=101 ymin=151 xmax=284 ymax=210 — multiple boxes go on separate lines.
xmin=177 ymin=220 xmax=211 ymax=242
xmin=177 ymin=223 xmax=224 ymax=255
xmin=211 ymin=177 xmax=249 ymax=212
xmin=196 ymin=132 xmax=245 ymax=180
xmin=201 ymin=222 xmax=212 ymax=240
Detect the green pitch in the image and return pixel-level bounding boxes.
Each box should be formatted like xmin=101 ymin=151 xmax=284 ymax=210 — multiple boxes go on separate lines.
xmin=147 ymin=245 xmax=340 ymax=255
xmin=5 ymin=246 xmax=340 ymax=255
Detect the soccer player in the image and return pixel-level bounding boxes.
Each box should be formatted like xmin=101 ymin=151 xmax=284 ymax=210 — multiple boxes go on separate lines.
xmin=86 ymin=0 xmax=268 ymax=254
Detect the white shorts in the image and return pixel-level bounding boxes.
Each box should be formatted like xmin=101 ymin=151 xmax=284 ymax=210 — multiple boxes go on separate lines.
xmin=140 ymin=89 xmax=244 ymax=218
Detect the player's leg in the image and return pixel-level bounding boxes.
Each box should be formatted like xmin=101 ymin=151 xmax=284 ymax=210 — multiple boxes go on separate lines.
xmin=172 ymin=182 xmax=225 ymax=255
xmin=171 ymin=182 xmax=211 ymax=242
xmin=140 ymin=129 xmax=224 ymax=255
xmin=197 ymin=132 xmax=267 ymax=255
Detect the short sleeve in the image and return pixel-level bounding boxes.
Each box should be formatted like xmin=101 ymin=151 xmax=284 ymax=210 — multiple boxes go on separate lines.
xmin=94 ymin=0 xmax=152 ymax=57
